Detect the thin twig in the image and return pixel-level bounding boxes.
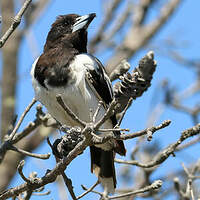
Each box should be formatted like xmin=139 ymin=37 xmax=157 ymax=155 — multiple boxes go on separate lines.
xmin=115 ymin=97 xmax=133 ymax=128
xmin=32 ymin=190 xmax=51 ymax=196
xmin=56 ymin=95 xmax=86 ymax=127
xmin=94 ymin=120 xmax=170 ymax=145
xmin=108 ymin=180 xmax=162 ymax=199
xmin=61 ymin=172 xmax=77 ymax=200
xmin=47 ymin=137 xmax=77 ymax=200
xmin=98 ymin=128 xmax=129 ymax=132
xmin=17 ymin=160 xmax=31 ymax=183
xmin=10 ymin=145 xmax=50 ymax=159
xmin=93 ymin=101 xmax=103 ymax=123
xmin=95 ymin=98 xmax=117 ymax=130
xmin=9 ymin=98 xmax=37 ymax=140
xmin=77 ymin=180 xmax=99 ymax=199
xmin=0 ymin=0 xmax=32 ymax=48
xmin=115 ymin=123 xmax=200 ymax=168
xmin=118 ymin=120 xmax=171 ymax=141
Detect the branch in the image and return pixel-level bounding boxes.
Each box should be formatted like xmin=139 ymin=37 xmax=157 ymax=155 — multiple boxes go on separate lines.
xmin=89 ymin=0 xmax=123 ymax=53
xmin=108 ymin=180 xmax=162 ymax=199
xmin=10 ymin=145 xmax=50 ymax=159
xmin=0 ymin=0 xmax=32 ymax=48
xmin=106 ymin=0 xmax=181 ymax=73
xmin=174 ymin=160 xmax=200 ymax=200
xmin=104 ymin=2 xmax=132 ymax=43
xmin=17 ymin=160 xmax=31 ymax=183
xmin=77 ymin=180 xmax=99 ymax=199
xmin=47 ymin=138 xmax=77 ymax=200
xmin=133 ymin=0 xmax=156 ymax=27
xmin=56 ymin=95 xmax=86 ymax=127
xmin=61 ymin=172 xmax=77 ymax=200
xmin=8 ymin=98 xmax=37 ymax=140
xmin=0 ymin=98 xmax=37 ymax=163
xmin=115 ymin=123 xmax=200 ymax=168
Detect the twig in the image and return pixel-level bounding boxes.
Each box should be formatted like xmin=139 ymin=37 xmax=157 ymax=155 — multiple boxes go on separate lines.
xmin=115 ymin=97 xmax=133 ymax=127
xmin=77 ymin=180 xmax=99 ymax=199
xmin=119 ymin=120 xmax=171 ymax=141
xmin=56 ymin=95 xmax=86 ymax=127
xmin=133 ymin=0 xmax=155 ymax=27
xmin=9 ymin=98 xmax=37 ymax=140
xmin=115 ymin=123 xmax=200 ymax=168
xmin=0 ymin=98 xmax=38 ymax=164
xmin=105 ymin=2 xmax=132 ymax=43
xmin=181 ymin=163 xmax=196 ymax=200
xmin=10 ymin=145 xmax=50 ymax=159
xmin=106 ymin=0 xmax=181 ymax=72
xmin=108 ymin=180 xmax=162 ymax=199
xmin=47 ymin=137 xmax=77 ymax=200
xmin=17 ymin=160 xmax=31 ymax=183
xmin=24 ymin=190 xmax=33 ymax=200
xmin=61 ymin=172 xmax=77 ymax=200
xmin=32 ymin=190 xmax=51 ymax=196
xmin=0 ymin=0 xmax=32 ymax=48
xmin=98 ymin=128 xmax=129 ymax=132
xmin=92 ymin=101 xmax=103 ymax=123
xmin=94 ymin=98 xmax=117 ymax=130
xmin=94 ymin=120 xmax=170 ymax=145
xmin=89 ymin=0 xmax=123 ymax=53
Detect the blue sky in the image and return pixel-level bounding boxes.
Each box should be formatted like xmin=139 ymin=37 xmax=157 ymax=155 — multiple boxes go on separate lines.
xmin=6 ymin=0 xmax=200 ymax=199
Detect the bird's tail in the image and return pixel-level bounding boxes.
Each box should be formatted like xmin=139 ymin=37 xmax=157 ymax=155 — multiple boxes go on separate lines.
xmin=90 ymin=146 xmax=116 ymax=194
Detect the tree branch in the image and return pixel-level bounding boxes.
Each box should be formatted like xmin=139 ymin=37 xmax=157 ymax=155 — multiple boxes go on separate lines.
xmin=0 ymin=0 xmax=32 ymax=48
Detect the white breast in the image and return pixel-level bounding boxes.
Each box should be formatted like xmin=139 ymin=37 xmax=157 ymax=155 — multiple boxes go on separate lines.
xmin=30 ymin=55 xmax=113 ymax=135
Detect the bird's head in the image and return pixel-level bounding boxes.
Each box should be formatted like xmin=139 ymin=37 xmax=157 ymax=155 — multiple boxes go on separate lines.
xmin=44 ymin=13 xmax=96 ymax=52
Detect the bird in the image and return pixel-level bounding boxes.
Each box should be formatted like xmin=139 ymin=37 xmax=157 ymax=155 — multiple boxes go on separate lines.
xmin=31 ymin=13 xmax=126 ymax=194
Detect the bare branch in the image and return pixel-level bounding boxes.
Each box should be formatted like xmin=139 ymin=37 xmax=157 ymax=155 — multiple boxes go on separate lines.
xmin=105 ymin=2 xmax=132 ymax=42
xmin=108 ymin=180 xmax=162 ymax=199
xmin=115 ymin=123 xmax=200 ymax=168
xmin=106 ymin=0 xmax=181 ymax=72
xmin=89 ymin=0 xmax=123 ymax=53
xmin=77 ymin=180 xmax=99 ymax=199
xmin=17 ymin=160 xmax=31 ymax=183
xmin=8 ymin=98 xmax=37 ymax=140
xmin=10 ymin=145 xmax=50 ymax=159
xmin=61 ymin=172 xmax=77 ymax=200
xmin=0 ymin=98 xmax=37 ymax=163
xmin=0 ymin=0 xmax=32 ymax=48
xmin=94 ymin=120 xmax=170 ymax=146
xmin=133 ymin=0 xmax=156 ymax=27
xmin=56 ymin=94 xmax=86 ymax=127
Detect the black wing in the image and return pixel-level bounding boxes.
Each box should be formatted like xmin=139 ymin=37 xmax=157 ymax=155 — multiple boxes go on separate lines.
xmin=84 ymin=54 xmax=126 ymax=156
xmin=84 ymin=54 xmax=113 ymax=105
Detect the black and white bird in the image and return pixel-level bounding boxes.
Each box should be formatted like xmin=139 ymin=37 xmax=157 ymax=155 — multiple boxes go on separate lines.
xmin=31 ymin=13 xmax=126 ymax=194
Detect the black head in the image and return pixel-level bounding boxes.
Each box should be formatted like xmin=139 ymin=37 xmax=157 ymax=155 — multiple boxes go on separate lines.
xmin=44 ymin=13 xmax=96 ymax=52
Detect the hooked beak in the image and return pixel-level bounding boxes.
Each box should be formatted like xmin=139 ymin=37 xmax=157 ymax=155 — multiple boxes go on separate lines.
xmin=72 ymin=13 xmax=96 ymax=33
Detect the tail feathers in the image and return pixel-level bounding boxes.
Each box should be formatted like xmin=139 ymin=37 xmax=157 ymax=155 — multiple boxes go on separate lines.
xmin=90 ymin=146 xmax=116 ymax=193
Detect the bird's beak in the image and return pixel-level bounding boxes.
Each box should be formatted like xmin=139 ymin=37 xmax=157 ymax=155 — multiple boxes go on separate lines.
xmin=72 ymin=13 xmax=96 ymax=33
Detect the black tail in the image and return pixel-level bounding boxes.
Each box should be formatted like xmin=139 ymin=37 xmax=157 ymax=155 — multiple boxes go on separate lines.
xmin=90 ymin=146 xmax=116 ymax=193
